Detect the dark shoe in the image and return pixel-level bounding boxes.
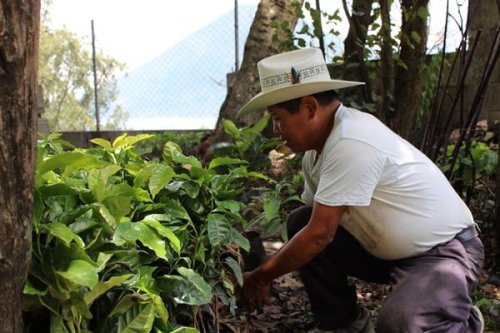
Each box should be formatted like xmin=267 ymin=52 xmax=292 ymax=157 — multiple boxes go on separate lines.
xmin=307 ymin=308 xmax=374 ymax=333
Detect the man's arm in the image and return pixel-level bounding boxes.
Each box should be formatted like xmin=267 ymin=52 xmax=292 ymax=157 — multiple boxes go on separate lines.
xmin=240 ymin=202 xmax=347 ymax=307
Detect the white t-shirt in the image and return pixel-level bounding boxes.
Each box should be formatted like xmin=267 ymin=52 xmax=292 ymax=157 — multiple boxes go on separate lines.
xmin=302 ymin=105 xmax=474 ymax=260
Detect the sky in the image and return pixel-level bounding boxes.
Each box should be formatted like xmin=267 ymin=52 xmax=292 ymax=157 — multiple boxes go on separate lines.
xmin=46 ymin=0 xmax=261 ymax=70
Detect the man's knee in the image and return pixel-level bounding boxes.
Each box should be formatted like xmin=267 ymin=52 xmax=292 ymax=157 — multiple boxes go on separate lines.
xmin=287 ymin=205 xmax=312 ymax=238
xmin=377 ymin=304 xmax=415 ymax=332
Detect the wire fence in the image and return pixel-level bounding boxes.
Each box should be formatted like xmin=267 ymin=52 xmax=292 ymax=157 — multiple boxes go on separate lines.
xmin=41 ymin=2 xmax=258 ymax=132
xmin=115 ymin=4 xmax=257 ymax=131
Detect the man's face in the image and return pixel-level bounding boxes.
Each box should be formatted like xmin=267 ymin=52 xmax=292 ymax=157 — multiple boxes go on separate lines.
xmin=268 ymin=103 xmax=312 ymax=153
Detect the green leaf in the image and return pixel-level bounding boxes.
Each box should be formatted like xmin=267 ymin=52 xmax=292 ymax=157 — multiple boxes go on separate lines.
xmin=112 ymin=133 xmax=128 ymax=149
xmin=134 ymin=163 xmax=156 ymax=188
xmin=224 ymin=257 xmax=243 ymax=286
xmin=173 ymin=267 xmax=213 ymax=305
xmin=113 ymin=221 xmax=168 ymax=260
xmin=248 ymin=171 xmax=271 ymax=181
xmin=206 ymin=214 xmax=231 ymax=247
xmin=162 ymin=142 xmax=202 ymax=168
xmin=181 ymin=180 xmax=200 ymax=199
xmin=102 ymin=193 xmax=133 ymax=220
xmin=92 ymin=203 xmax=116 ymax=229
xmin=151 ymin=293 xmax=169 ymax=324
xmin=142 ymin=219 xmax=181 ymax=253
xmin=56 ymin=259 xmax=98 ymax=288
xmin=42 ymin=222 xmax=85 ymax=248
xmin=208 ymin=157 xmax=247 ymax=169
xmin=95 ymin=252 xmax=113 ymax=272
xmin=134 ymin=187 xmax=152 ymax=203
xmin=230 ymin=229 xmax=250 ymax=252
xmin=110 ymin=294 xmax=150 ymax=317
xmin=222 ymin=119 xmax=240 ymax=139
xmin=135 ymin=266 xmax=157 ymax=294
xmin=84 ymin=274 xmax=133 ymax=306
xmin=23 ymin=280 xmax=47 ymax=296
xmin=161 ymin=200 xmax=192 ymax=221
xmin=215 ymin=200 xmax=241 ymax=213
xmin=37 ymin=151 xmax=108 ymax=176
xmin=50 ymin=314 xmax=68 ymax=333
xmin=264 ymin=198 xmax=281 ymax=223
xmin=90 ymin=138 xmax=112 ymax=150
xmin=33 ymin=191 xmax=44 ymax=229
xmin=149 ymin=164 xmax=175 ymax=198
xmin=194 ymin=242 xmax=206 ymax=263
xmin=114 ymin=134 xmax=154 ymax=149
xmin=142 ymin=214 xmax=172 ymax=222
xmin=252 ymin=112 xmax=270 ymax=135
xmin=162 ymin=141 xmax=183 ymax=164
xmin=88 ymin=165 xmax=122 ymax=199
xmin=117 ymin=303 xmax=155 ymax=333
xmin=68 ymin=291 xmax=93 ymax=320
xmin=39 ymin=183 xmax=76 ymax=197
xmin=167 ymin=327 xmax=200 ymax=333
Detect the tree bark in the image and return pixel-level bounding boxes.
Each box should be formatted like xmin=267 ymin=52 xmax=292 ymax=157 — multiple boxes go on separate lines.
xmin=0 ymin=0 xmax=40 ymax=332
xmin=377 ymin=0 xmax=395 ymax=124
xmin=467 ymin=0 xmax=500 ymax=270
xmin=214 ymin=0 xmax=304 ymax=141
xmin=341 ymin=0 xmax=375 ymax=102
xmin=393 ymin=0 xmax=429 ymax=140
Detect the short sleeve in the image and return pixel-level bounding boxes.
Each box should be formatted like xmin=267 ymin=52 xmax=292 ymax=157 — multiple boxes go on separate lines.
xmin=315 ymin=139 xmax=387 ymax=206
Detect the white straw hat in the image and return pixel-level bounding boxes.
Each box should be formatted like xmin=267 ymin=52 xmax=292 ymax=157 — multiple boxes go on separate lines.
xmin=237 ymin=48 xmax=364 ymax=117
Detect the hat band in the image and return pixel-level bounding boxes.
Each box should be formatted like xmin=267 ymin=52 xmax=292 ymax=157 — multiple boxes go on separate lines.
xmin=260 ymin=63 xmax=328 ymax=90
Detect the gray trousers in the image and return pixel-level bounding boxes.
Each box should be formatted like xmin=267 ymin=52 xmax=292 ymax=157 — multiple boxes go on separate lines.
xmin=287 ymin=205 xmax=485 ymax=332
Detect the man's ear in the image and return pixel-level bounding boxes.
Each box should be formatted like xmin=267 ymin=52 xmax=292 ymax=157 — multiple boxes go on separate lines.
xmin=300 ymin=96 xmax=318 ymax=118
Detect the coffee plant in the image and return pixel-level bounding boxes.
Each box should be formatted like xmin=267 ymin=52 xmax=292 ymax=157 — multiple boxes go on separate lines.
xmin=23 ymin=132 xmax=270 ymax=333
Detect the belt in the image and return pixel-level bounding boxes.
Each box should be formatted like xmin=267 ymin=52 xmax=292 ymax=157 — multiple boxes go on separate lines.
xmin=455 ymin=224 xmax=480 ymax=243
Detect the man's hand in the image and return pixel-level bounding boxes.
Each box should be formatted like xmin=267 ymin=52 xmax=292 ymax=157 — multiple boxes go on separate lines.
xmin=238 ymin=270 xmax=271 ymax=310
xmin=237 ymin=203 xmax=346 ymax=310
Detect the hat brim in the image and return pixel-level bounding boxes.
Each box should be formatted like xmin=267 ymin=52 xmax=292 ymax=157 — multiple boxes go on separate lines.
xmin=237 ymin=80 xmax=364 ymax=117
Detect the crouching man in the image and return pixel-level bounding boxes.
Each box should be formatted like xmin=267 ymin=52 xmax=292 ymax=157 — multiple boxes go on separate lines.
xmin=237 ymin=48 xmax=484 ymax=333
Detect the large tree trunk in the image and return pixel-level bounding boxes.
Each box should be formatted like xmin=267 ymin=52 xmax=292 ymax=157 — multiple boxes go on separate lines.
xmin=467 ymin=0 xmax=500 ymax=270
xmin=377 ymin=0 xmax=395 ymax=124
xmin=467 ymin=0 xmax=500 ymax=122
xmin=214 ymin=0 xmax=304 ymax=141
xmin=341 ymin=0 xmax=375 ymax=102
xmin=0 ymin=0 xmax=40 ymax=331
xmin=393 ymin=0 xmax=429 ymax=141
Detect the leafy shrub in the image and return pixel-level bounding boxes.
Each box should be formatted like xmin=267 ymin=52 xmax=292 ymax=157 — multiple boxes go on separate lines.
xmin=442 ymin=140 xmax=498 ymax=186
xmin=213 ymin=113 xmax=282 ymax=172
xmin=24 ymin=133 xmax=269 ymax=333
xmin=135 ymin=130 xmax=211 ymax=161
xmin=214 ymin=115 xmax=304 ymax=240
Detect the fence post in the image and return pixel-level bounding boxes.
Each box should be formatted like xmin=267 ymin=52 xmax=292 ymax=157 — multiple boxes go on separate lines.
xmin=91 ymin=20 xmax=100 ymax=131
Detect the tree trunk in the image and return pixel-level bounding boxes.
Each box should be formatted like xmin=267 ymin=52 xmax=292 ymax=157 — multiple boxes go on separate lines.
xmin=341 ymin=0 xmax=375 ymax=102
xmin=377 ymin=0 xmax=395 ymax=124
xmin=467 ymin=0 xmax=500 ymax=122
xmin=467 ymin=0 xmax=500 ymax=270
xmin=214 ymin=0 xmax=304 ymax=141
xmin=393 ymin=0 xmax=429 ymax=140
xmin=0 ymin=0 xmax=40 ymax=332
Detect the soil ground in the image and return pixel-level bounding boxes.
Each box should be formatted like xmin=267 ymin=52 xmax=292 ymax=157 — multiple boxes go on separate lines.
xmin=218 ymin=241 xmax=500 ymax=333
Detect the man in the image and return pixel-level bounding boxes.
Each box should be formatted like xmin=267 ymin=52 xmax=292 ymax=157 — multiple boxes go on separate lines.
xmin=237 ymin=48 xmax=485 ymax=333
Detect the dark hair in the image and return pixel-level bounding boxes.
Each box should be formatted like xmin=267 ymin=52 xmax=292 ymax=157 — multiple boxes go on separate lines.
xmin=275 ymin=90 xmax=339 ymax=114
